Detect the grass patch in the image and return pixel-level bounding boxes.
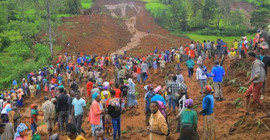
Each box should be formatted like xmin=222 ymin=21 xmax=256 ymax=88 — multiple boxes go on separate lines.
xmin=57 ymin=14 xmax=72 ymax=18
xmin=140 ymin=0 xmax=160 ymax=2
xmin=185 ymin=33 xmax=254 ymax=47
xmin=81 ymin=0 xmax=93 ymax=10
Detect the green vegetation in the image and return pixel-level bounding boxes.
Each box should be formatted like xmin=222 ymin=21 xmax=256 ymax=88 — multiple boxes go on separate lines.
xmin=81 ymin=0 xmax=93 ymax=10
xmin=186 ymin=33 xmax=254 ymax=47
xmin=142 ymin=0 xmax=270 ymax=36
xmin=0 ymin=0 xmax=93 ymax=89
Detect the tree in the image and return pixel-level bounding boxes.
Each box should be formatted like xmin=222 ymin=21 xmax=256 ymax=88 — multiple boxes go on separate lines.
xmin=202 ymin=0 xmax=218 ymax=26
xmin=67 ymin=0 xmax=81 ymax=14
xmin=45 ymin=0 xmax=53 ymax=59
xmin=250 ymin=8 xmax=270 ymax=28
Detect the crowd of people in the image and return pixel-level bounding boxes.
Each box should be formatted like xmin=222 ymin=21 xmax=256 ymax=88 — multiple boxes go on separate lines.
xmin=0 ymin=32 xmax=269 ymax=140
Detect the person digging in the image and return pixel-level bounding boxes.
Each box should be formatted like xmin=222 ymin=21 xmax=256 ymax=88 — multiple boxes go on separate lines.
xmin=244 ymin=52 xmax=270 ymax=118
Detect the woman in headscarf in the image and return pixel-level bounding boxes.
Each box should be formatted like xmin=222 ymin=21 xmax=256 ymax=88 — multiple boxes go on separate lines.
xmin=13 ymin=123 xmax=28 ymax=140
xmin=127 ymin=78 xmax=138 ymax=108
xmin=178 ymin=99 xmax=199 ymax=140
xmin=88 ymin=93 xmax=104 ymax=136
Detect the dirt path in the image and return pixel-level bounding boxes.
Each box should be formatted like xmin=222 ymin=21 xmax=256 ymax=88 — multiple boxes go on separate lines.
xmin=105 ymin=2 xmax=167 ymax=56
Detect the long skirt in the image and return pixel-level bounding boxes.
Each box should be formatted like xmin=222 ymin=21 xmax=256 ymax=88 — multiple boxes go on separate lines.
xmin=203 ymin=115 xmax=216 ymax=140
xmin=179 ymin=124 xmax=199 ymax=140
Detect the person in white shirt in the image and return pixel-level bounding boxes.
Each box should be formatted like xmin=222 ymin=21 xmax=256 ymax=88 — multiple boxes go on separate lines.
xmin=196 ymin=62 xmax=208 ymax=94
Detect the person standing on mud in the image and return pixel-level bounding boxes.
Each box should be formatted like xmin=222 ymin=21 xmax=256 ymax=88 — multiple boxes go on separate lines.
xmin=166 ymin=76 xmax=180 ymax=116
xmin=196 ymin=61 xmax=208 ymax=94
xmin=42 ymin=96 xmax=56 ymax=136
xmin=244 ymin=52 xmax=270 ymax=117
xmin=207 ymin=60 xmax=225 ymax=101
xmin=199 ymin=85 xmax=215 ymax=140
xmin=107 ymin=90 xmax=121 ymax=140
xmin=178 ymin=99 xmax=199 ymax=140
xmin=71 ymin=91 xmax=86 ymax=135
xmin=148 ymin=101 xmax=168 ymax=140
xmin=57 ymin=88 xmax=70 ymax=134
xmin=186 ymin=57 xmax=195 ymax=79
xmin=257 ymin=46 xmax=270 ymax=100
xmin=145 ymin=85 xmax=155 ymax=126
xmin=141 ymin=61 xmax=148 ymax=84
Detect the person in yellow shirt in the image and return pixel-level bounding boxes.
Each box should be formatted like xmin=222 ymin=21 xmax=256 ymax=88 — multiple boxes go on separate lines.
xmin=148 ymin=101 xmax=168 ymax=140
xmin=233 ymin=39 xmax=238 ymax=50
xmin=229 ymin=48 xmax=237 ymax=60
xmin=67 ymin=123 xmax=86 ymax=140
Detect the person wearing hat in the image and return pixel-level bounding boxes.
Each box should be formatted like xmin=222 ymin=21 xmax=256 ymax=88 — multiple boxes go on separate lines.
xmin=199 ymin=85 xmax=215 ymax=140
xmin=177 ymin=99 xmax=199 ymax=140
xmin=88 ymin=93 xmax=104 ymax=136
xmin=145 ymin=85 xmax=155 ymax=126
xmin=42 ymin=96 xmax=56 ymax=136
xmin=258 ymin=45 xmax=270 ymax=100
xmin=207 ymin=60 xmax=225 ymax=101
xmin=244 ymin=52 xmax=270 ymax=117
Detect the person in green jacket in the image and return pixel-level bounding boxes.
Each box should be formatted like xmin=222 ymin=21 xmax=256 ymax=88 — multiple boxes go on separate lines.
xmin=179 ymin=99 xmax=199 ymax=140
xmin=185 ymin=57 xmax=195 ymax=78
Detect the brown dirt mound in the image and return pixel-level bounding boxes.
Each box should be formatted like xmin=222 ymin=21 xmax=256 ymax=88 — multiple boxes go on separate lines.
xmin=55 ymin=14 xmax=132 ymax=55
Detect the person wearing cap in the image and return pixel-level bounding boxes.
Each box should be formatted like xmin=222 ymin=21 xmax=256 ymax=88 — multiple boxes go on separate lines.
xmin=145 ymin=85 xmax=155 ymax=126
xmin=42 ymin=96 xmax=56 ymax=136
xmin=88 ymin=93 xmax=104 ymax=136
xmin=244 ymin=52 xmax=270 ymax=117
xmin=200 ymin=85 xmax=215 ymax=140
xmin=177 ymin=99 xmax=199 ymax=140
xmin=196 ymin=61 xmax=208 ymax=94
xmin=258 ymin=45 xmax=270 ymax=100
xmin=207 ymin=60 xmax=225 ymax=101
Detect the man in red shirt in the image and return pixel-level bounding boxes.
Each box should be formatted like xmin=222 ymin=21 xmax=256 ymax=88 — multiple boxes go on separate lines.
xmin=86 ymin=79 xmax=93 ymax=97
xmin=114 ymin=84 xmax=121 ymax=99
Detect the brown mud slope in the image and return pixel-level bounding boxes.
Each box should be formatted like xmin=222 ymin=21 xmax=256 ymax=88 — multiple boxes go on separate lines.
xmin=55 ymin=14 xmax=132 ymax=55
xmin=230 ymin=2 xmax=256 ymax=25
xmin=56 ymin=0 xmax=189 ymax=56
xmin=21 ymin=0 xmax=270 ymax=139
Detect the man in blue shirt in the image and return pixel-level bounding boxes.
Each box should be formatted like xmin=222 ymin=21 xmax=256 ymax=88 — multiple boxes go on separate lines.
xmin=207 ymin=60 xmax=225 ymax=101
xmin=200 ymin=85 xmax=215 ymax=139
xmin=71 ymin=91 xmax=86 ymax=134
